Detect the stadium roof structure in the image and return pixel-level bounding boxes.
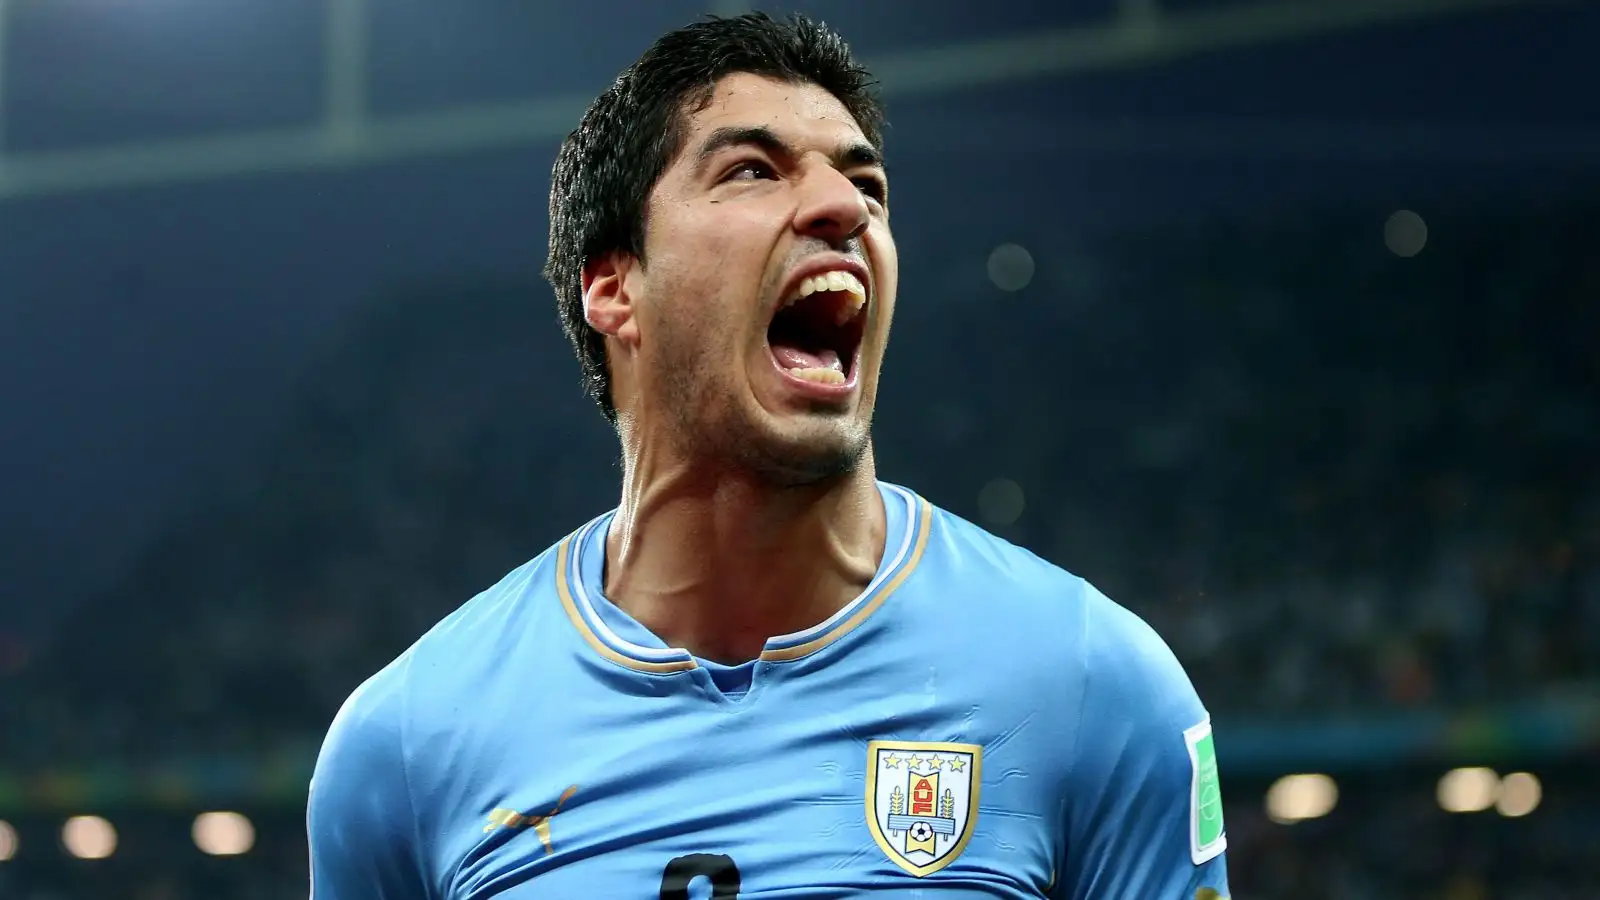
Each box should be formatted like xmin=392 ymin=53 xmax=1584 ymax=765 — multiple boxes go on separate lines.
xmin=0 ymin=0 xmax=1544 ymax=200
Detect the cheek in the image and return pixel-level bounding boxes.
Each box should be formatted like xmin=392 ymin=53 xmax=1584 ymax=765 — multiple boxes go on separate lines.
xmin=868 ymin=233 xmax=899 ymax=331
xmin=644 ymin=199 xmax=778 ymax=355
xmin=644 ymin=281 xmax=744 ymax=376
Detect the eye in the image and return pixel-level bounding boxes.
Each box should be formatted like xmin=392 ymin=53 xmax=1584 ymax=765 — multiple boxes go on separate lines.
xmin=853 ymin=176 xmax=888 ymax=204
xmin=725 ymin=159 xmax=777 ymax=182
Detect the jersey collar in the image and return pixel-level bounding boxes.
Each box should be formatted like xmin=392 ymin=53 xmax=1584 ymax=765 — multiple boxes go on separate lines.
xmin=554 ymin=481 xmax=933 ymax=674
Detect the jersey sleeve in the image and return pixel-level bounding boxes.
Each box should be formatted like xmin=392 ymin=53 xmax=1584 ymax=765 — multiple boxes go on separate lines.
xmin=307 ymin=669 xmax=433 ymax=900
xmin=1055 ymin=583 xmax=1231 ymax=900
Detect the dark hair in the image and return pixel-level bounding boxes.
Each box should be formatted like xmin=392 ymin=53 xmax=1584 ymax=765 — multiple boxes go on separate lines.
xmin=543 ymin=12 xmax=886 ymax=422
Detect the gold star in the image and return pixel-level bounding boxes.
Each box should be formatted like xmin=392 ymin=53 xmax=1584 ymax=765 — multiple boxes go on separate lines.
xmin=947 ymin=757 xmax=966 ymax=772
xmin=883 ymin=753 xmax=903 ymax=768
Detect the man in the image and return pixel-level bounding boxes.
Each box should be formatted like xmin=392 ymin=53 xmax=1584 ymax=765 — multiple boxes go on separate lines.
xmin=308 ymin=13 xmax=1231 ymax=899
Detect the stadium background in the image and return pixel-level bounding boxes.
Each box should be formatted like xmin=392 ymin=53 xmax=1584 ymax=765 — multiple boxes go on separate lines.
xmin=0 ymin=0 xmax=1595 ymax=897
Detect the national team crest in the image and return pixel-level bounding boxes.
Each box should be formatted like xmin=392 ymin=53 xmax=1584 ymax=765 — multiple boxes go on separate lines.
xmin=865 ymin=740 xmax=982 ymax=877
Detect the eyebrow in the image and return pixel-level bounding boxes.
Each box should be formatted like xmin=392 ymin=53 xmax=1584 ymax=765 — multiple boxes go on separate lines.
xmin=692 ymin=124 xmax=884 ymax=177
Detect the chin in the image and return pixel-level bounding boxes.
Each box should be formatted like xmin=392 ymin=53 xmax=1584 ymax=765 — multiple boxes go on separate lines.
xmin=736 ymin=415 xmax=871 ymax=488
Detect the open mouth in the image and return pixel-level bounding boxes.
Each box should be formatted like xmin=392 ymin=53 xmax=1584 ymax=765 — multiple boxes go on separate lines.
xmin=766 ymin=269 xmax=868 ymax=388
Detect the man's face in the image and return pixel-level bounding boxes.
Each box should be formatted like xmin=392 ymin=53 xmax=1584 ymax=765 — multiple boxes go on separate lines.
xmin=605 ymin=72 xmax=897 ymax=485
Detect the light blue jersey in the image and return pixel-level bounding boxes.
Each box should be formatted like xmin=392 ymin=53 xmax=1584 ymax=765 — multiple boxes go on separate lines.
xmin=308 ymin=482 xmax=1231 ymax=899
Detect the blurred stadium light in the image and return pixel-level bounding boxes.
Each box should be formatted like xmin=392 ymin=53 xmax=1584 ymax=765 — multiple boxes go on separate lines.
xmin=977 ymin=477 xmax=1028 ymax=526
xmin=1384 ymin=209 xmax=1430 ymax=257
xmin=60 ymin=815 xmax=116 ymax=860
xmin=192 ymin=811 xmax=256 ymax=856
xmin=0 ymin=0 xmax=1551 ymax=199
xmin=1264 ymin=773 xmax=1339 ymax=823
xmin=1437 ymin=767 xmax=1500 ymax=813
xmin=986 ymin=243 xmax=1036 ymax=292
xmin=1495 ymin=772 xmax=1542 ymax=818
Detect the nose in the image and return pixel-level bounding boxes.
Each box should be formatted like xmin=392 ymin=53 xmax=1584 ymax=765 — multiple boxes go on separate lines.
xmin=793 ymin=163 xmax=870 ymax=249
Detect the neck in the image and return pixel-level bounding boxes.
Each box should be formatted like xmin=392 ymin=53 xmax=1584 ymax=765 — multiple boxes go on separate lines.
xmin=602 ymin=439 xmax=886 ymax=666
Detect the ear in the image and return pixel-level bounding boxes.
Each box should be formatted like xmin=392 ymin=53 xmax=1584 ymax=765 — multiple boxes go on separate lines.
xmin=582 ymin=251 xmax=642 ymax=349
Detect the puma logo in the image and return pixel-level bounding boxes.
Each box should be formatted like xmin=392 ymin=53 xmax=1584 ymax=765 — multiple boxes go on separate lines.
xmin=483 ymin=785 xmax=579 ymax=855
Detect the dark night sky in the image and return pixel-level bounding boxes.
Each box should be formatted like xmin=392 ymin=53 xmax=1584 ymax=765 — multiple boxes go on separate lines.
xmin=1 ymin=1 xmax=1595 ymax=637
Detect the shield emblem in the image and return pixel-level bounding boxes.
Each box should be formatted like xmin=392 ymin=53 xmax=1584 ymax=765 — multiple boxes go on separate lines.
xmin=865 ymin=740 xmax=982 ymax=877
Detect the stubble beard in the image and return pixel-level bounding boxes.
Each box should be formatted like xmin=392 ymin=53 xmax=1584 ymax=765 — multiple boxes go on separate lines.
xmin=659 ymin=343 xmax=870 ymax=489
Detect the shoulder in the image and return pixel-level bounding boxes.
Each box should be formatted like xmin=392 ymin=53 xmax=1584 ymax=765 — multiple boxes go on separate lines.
xmin=914 ymin=491 xmax=1095 ymax=630
xmin=322 ymin=528 xmax=578 ymax=744
xmin=1074 ymin=579 xmax=1206 ymax=727
xmin=910 ymin=487 xmax=1195 ymax=694
xmin=917 ymin=493 xmax=1084 ymax=602
xmin=400 ymin=540 xmax=562 ymax=670
xmin=414 ymin=514 xmax=607 ymax=661
xmin=309 ymin=531 xmax=588 ymax=897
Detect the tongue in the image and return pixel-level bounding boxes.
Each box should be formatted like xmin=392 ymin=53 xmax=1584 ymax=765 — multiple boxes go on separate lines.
xmin=772 ymin=344 xmax=842 ymax=372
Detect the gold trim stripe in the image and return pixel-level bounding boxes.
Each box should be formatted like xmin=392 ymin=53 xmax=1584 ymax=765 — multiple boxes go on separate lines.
xmin=554 ymin=534 xmax=697 ymax=674
xmin=556 ymin=491 xmax=933 ymax=672
xmin=759 ymin=496 xmax=934 ymax=663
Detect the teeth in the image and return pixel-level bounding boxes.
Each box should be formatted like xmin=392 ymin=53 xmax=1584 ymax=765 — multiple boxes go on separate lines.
xmin=783 ymin=269 xmax=868 ymax=323
xmin=790 ymin=367 xmax=846 ymax=385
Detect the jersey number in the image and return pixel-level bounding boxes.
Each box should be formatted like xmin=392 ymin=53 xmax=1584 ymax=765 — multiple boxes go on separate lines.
xmin=659 ymin=853 xmax=741 ymax=899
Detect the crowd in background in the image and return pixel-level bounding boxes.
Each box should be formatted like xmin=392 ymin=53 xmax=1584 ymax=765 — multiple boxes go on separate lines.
xmin=1 ymin=199 xmax=1595 ymax=897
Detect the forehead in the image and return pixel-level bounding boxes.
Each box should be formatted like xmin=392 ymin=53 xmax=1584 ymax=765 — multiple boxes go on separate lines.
xmin=679 ymin=72 xmax=868 ymax=153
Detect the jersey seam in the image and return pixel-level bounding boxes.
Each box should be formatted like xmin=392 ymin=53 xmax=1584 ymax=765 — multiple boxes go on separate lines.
xmin=1056 ymin=576 xmax=1093 ymax=898
xmin=396 ymin=651 xmax=436 ymax=899
xmin=1065 ymin=577 xmax=1091 ymax=768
